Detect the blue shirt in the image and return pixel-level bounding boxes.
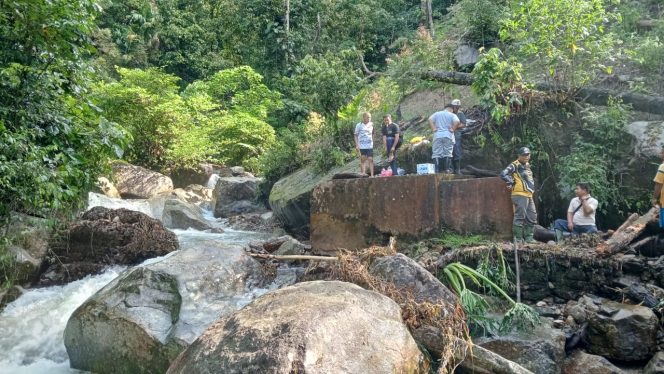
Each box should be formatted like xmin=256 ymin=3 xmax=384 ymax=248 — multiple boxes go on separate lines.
xmin=430 ymin=111 xmax=459 ymax=140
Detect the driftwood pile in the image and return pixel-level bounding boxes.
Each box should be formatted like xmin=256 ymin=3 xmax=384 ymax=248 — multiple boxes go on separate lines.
xmin=596 ymin=207 xmax=662 ymax=257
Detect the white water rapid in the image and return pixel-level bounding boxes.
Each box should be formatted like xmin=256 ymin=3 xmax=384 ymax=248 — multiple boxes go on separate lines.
xmin=0 ymin=194 xmax=281 ymax=374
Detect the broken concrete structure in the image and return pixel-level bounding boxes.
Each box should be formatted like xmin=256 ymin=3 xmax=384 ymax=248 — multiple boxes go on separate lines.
xmin=311 ymin=175 xmax=512 ymax=254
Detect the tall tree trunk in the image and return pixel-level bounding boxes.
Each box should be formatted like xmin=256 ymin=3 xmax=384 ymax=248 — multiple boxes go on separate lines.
xmin=285 ymin=0 xmax=290 ymax=64
xmin=420 ymin=0 xmax=434 ymax=37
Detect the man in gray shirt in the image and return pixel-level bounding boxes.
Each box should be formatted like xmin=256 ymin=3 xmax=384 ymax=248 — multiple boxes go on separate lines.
xmin=429 ymin=104 xmax=461 ymax=173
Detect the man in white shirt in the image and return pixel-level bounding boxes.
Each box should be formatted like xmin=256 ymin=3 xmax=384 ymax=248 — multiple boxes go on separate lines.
xmin=553 ymin=182 xmax=599 ymax=242
xmin=354 ymin=112 xmax=374 ymax=177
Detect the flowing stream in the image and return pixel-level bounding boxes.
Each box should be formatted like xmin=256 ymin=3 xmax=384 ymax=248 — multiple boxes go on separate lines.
xmin=0 ymin=196 xmax=278 ymax=374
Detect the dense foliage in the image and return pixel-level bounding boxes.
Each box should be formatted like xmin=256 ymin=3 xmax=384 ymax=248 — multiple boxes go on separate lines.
xmin=93 ymin=66 xmax=279 ymax=172
xmin=0 ymin=0 xmax=126 ymax=221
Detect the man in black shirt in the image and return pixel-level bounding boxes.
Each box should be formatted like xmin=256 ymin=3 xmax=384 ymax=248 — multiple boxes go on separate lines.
xmin=451 ymin=99 xmax=467 ymax=174
xmin=381 ymin=114 xmax=400 ymax=175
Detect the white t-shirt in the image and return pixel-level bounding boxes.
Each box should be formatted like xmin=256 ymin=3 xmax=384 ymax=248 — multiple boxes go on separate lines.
xmin=568 ymin=196 xmax=598 ymax=226
xmin=354 ymin=122 xmax=374 ymax=149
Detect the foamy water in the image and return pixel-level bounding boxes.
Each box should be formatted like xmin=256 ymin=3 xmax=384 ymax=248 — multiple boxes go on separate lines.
xmin=0 ymin=269 xmax=125 ymax=374
xmin=0 ymin=189 xmax=286 ymax=373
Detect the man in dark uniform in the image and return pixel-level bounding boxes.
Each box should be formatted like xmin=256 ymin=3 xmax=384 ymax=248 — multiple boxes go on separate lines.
xmin=451 ymin=99 xmax=466 ymax=174
xmin=500 ymin=147 xmax=537 ymax=243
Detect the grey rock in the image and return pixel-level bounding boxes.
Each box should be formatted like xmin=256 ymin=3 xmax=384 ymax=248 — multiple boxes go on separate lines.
xmin=111 ymin=162 xmax=173 ymax=199
xmin=167 ymin=281 xmax=427 ymax=374
xmin=582 ymin=297 xmax=658 ymax=361
xmin=273 ymin=238 xmax=307 ymax=256
xmin=562 ymin=350 xmax=624 ymax=374
xmin=645 ymin=351 xmax=664 ymax=374
xmin=161 ymin=198 xmax=211 ymax=230
xmin=369 ymin=253 xmax=458 ymax=305
xmin=369 ymin=253 xmax=458 ymax=358
xmin=213 ymin=176 xmax=264 ymax=218
xmin=64 ymin=240 xmax=266 ymax=374
xmin=454 ymin=44 xmax=480 ymax=67
xmin=476 ymin=319 xmax=566 ymax=374
xmin=626 ymin=121 xmax=664 ymax=158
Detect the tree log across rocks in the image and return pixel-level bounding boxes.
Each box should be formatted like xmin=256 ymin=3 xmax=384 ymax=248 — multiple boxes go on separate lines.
xmin=422 ymin=70 xmax=664 ymax=115
xmin=596 ymin=207 xmax=658 ymax=256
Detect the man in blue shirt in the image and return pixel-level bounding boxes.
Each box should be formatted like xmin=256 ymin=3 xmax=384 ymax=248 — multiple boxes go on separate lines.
xmin=429 ymin=104 xmax=461 ymax=173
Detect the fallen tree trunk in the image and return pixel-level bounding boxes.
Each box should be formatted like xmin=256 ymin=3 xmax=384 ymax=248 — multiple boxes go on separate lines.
xmin=422 ymin=70 xmax=664 ymax=115
xmin=596 ymin=207 xmax=658 ymax=256
xmin=615 ymin=213 xmax=639 ymax=234
xmin=248 ymin=253 xmax=339 ymax=261
xmin=456 ymin=343 xmax=534 ymax=374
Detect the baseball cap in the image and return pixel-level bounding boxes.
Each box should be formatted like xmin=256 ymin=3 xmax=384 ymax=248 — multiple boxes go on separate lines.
xmin=451 ymin=99 xmax=461 ymax=106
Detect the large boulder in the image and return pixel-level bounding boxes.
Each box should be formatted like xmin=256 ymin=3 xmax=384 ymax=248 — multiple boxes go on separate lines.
xmin=167 ymin=281 xmax=427 ymax=374
xmin=369 ymin=253 xmax=459 ymax=359
xmin=213 ymin=176 xmax=265 ymax=218
xmin=171 ymin=184 xmax=213 ymax=210
xmin=41 ymin=207 xmax=178 ymax=285
xmin=475 ymin=319 xmax=567 ymax=374
xmin=2 ymin=213 xmax=50 ymax=285
xmin=626 ymin=121 xmax=664 ymax=159
xmin=161 ymin=198 xmax=211 ymax=231
xmin=64 ymin=240 xmax=267 ymax=374
xmin=562 ymin=350 xmax=623 ymax=374
xmin=454 ymin=44 xmax=480 ymax=68
xmin=269 ymin=158 xmax=384 ymax=235
xmin=579 ymin=296 xmax=659 ymax=361
xmin=111 ymin=162 xmax=173 ymax=199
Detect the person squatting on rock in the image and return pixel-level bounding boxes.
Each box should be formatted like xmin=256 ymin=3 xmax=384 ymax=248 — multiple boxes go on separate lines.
xmin=653 ymin=145 xmax=664 ymax=228
xmin=450 ymin=99 xmax=466 ymax=174
xmin=500 ymin=147 xmax=538 ymax=243
xmin=553 ymin=182 xmax=599 ymax=242
xmin=381 ymin=114 xmax=401 ymax=176
xmin=354 ymin=112 xmax=374 ymax=177
xmin=429 ymin=104 xmax=461 ymax=174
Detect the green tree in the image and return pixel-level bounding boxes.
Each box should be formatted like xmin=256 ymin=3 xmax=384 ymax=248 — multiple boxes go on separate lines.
xmin=500 ymin=0 xmax=618 ymax=87
xmin=0 ymin=0 xmax=126 ymax=221
xmin=285 ymin=51 xmax=363 ymax=120
xmin=92 ymin=67 xmax=186 ymax=170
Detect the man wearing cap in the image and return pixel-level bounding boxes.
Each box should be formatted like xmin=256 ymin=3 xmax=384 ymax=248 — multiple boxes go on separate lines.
xmin=451 ymin=99 xmax=467 ymax=174
xmin=652 ymin=145 xmax=664 ymax=228
xmin=429 ymin=104 xmax=461 ymax=173
xmin=500 ymin=147 xmax=537 ymax=243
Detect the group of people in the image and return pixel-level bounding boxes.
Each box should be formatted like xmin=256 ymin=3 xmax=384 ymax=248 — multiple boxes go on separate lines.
xmin=499 ymin=147 xmax=599 ymax=243
xmin=353 ymin=112 xmax=403 ymax=177
xmin=353 ymin=99 xmax=467 ymax=177
xmin=354 ymin=102 xmax=664 ymax=244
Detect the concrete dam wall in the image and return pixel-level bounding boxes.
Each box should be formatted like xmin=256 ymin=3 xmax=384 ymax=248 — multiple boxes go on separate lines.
xmin=311 ymin=175 xmax=513 ymax=254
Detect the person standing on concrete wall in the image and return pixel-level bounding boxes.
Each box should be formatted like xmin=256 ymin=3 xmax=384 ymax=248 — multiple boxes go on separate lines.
xmin=381 ymin=114 xmax=400 ymax=176
xmin=429 ymin=104 xmax=461 ymax=174
xmin=653 ymin=145 xmax=664 ymax=228
xmin=450 ymin=99 xmax=466 ymax=174
xmin=354 ymin=112 xmax=375 ymax=177
xmin=500 ymin=147 xmax=538 ymax=243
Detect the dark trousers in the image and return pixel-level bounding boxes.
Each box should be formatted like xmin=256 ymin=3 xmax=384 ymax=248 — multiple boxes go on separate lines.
xmin=386 ymin=137 xmax=398 ymax=175
xmin=553 ymin=219 xmax=597 ymax=234
xmin=452 ymin=131 xmax=462 ymax=161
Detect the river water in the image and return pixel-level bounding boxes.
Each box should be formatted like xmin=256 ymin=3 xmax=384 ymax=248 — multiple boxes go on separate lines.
xmin=0 ymin=196 xmax=277 ymax=374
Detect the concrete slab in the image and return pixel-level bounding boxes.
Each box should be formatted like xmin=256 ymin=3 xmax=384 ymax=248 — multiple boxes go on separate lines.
xmin=311 ymin=175 xmax=512 ymax=254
